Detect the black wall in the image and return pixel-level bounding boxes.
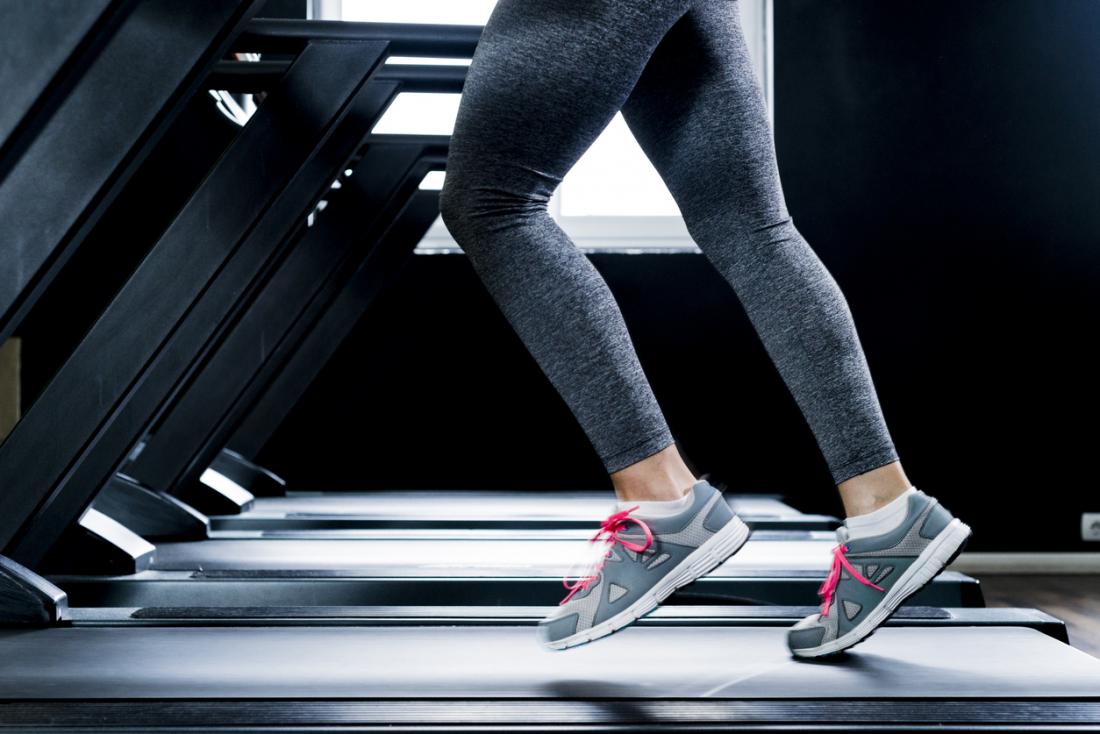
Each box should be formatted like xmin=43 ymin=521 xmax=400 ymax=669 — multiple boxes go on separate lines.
xmin=253 ymin=0 xmax=1099 ymax=551
xmin=771 ymin=0 xmax=1100 ymax=549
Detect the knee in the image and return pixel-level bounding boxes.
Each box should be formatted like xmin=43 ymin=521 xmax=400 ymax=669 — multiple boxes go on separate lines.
xmin=689 ymin=211 xmax=804 ymax=275
xmin=438 ymin=166 xmax=552 ymax=251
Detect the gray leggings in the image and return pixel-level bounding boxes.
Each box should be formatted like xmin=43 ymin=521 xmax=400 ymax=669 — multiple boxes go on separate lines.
xmin=439 ymin=0 xmax=898 ymax=485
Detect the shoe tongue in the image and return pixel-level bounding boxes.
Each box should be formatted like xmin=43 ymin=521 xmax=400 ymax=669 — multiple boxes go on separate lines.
xmin=835 ymin=525 xmax=850 ymax=545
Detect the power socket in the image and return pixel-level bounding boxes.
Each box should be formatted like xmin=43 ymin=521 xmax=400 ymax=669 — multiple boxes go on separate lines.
xmin=1082 ymin=513 xmax=1100 ymax=541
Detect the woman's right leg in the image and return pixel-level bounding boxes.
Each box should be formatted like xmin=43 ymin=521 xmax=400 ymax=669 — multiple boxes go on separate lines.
xmin=439 ymin=0 xmax=698 ymax=499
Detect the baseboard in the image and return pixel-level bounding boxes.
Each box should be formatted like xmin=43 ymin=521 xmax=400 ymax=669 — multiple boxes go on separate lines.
xmin=951 ymin=552 xmax=1100 ymax=575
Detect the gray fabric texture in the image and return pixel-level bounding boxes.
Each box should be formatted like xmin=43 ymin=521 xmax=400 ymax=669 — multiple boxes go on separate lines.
xmin=704 ymin=492 xmax=735 ymax=532
xmin=616 ymin=480 xmax=723 ymax=548
xmin=439 ymin=0 xmax=898 ymax=481
xmin=788 ymin=490 xmax=958 ymax=652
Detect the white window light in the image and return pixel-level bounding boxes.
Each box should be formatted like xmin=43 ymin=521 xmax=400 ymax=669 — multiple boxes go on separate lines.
xmin=331 ymin=0 xmax=496 ymax=25
xmin=321 ymin=0 xmax=773 ymax=253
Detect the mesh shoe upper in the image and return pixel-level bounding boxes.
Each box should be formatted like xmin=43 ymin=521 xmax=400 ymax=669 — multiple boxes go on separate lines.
xmin=788 ymin=489 xmax=957 ymax=653
xmin=538 ymin=481 xmax=735 ymax=645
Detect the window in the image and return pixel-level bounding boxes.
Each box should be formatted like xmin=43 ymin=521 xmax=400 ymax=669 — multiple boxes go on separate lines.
xmin=316 ymin=0 xmax=773 ymax=252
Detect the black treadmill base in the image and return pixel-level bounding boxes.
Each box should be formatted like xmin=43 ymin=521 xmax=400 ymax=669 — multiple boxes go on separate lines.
xmin=2 ymin=699 xmax=1098 ymax=731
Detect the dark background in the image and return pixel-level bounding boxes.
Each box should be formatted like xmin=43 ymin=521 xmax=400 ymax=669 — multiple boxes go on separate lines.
xmin=16 ymin=0 xmax=1100 ymax=552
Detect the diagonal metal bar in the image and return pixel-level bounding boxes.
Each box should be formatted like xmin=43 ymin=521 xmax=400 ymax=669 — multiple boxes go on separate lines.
xmin=129 ymin=141 xmax=447 ymax=496
xmin=0 ymin=0 xmax=135 ymax=182
xmin=0 ymin=0 xmax=261 ymax=344
xmin=235 ymin=19 xmax=481 ymax=56
xmin=0 ymin=40 xmax=389 ymax=567
xmin=229 ymin=190 xmax=441 ymax=459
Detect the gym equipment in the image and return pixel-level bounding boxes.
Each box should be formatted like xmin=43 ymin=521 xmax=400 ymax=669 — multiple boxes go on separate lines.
xmin=0 ymin=1 xmax=134 ymax=177
xmin=1 ymin=17 xmax=1098 ymax=733
xmin=70 ymin=603 xmax=1069 ymax=641
xmin=0 ymin=0 xmax=260 ymax=342
xmin=0 ymin=623 xmax=1097 ymax=731
xmin=0 ymin=24 xmax=479 ymax=621
xmin=123 ymin=134 xmax=450 ymax=517
xmin=208 ymin=490 xmax=839 ymax=533
xmin=47 ymin=531 xmax=981 ymax=609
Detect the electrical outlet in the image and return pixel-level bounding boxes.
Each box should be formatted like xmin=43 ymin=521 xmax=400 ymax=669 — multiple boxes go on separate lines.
xmin=1082 ymin=513 xmax=1100 ymax=541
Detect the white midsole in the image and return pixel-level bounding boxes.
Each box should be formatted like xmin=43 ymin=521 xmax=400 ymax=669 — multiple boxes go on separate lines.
xmin=544 ymin=514 xmax=751 ymax=650
xmin=793 ymin=517 xmax=973 ymax=658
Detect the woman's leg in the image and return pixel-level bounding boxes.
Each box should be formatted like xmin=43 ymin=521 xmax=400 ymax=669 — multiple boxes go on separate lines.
xmin=620 ymin=0 xmax=908 ymax=508
xmin=439 ymin=0 xmax=700 ymax=501
xmin=620 ymin=1 xmax=973 ymax=659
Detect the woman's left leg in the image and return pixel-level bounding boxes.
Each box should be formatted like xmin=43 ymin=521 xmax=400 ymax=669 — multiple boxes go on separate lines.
xmin=619 ymin=0 xmax=971 ymax=657
xmin=620 ymin=0 xmax=901 ymax=493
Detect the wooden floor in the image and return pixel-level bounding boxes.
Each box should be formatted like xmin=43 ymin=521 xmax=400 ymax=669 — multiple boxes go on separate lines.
xmin=979 ymin=575 xmax=1100 ymax=657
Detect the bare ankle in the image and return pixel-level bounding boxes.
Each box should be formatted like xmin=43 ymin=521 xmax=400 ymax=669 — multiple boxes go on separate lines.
xmin=611 ymin=443 xmax=697 ymax=502
xmin=837 ymin=461 xmax=912 ymax=517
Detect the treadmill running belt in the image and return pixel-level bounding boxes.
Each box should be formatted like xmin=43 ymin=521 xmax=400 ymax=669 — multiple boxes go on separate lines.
xmin=1 ymin=626 xmax=1098 ymax=699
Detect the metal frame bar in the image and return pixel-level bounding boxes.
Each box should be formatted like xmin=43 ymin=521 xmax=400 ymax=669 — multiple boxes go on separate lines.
xmin=129 ymin=138 xmax=448 ymax=499
xmin=228 ymin=189 xmax=440 ymax=459
xmin=0 ymin=0 xmax=136 ymax=183
xmin=208 ymin=60 xmax=467 ymax=94
xmin=0 ymin=0 xmax=261 ymax=343
xmin=234 ymin=19 xmax=482 ymax=56
xmin=0 ymin=40 xmax=391 ymax=568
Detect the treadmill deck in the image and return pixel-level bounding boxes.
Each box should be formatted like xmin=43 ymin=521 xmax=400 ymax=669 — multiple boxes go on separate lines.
xmin=150 ymin=534 xmax=842 ymax=573
xmin=2 ymin=625 xmax=1097 ymax=699
xmin=211 ymin=490 xmax=839 ymax=533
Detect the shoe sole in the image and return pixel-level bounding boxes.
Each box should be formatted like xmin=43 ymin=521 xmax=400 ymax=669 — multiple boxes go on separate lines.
xmin=791 ymin=517 xmax=973 ymax=658
xmin=542 ymin=514 xmax=751 ymax=651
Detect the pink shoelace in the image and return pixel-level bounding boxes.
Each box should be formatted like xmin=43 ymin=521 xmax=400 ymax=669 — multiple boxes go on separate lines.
xmin=818 ymin=544 xmax=885 ymax=617
xmin=560 ymin=506 xmax=654 ymax=605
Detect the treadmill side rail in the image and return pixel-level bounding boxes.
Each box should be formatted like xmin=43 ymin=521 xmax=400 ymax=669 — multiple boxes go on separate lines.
xmin=40 ymin=510 xmax=155 ymax=576
xmin=91 ymin=475 xmax=209 ymax=541
xmin=0 ymin=556 xmax=68 ymax=626
xmin=209 ymin=449 xmax=287 ymax=498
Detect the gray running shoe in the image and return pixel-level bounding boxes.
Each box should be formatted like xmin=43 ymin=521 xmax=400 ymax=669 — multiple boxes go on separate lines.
xmin=788 ymin=488 xmax=972 ymax=658
xmin=537 ymin=480 xmax=750 ymax=651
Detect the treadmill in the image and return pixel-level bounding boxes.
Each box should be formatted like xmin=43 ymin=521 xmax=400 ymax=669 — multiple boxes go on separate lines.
xmin=1 ymin=19 xmax=1098 ymax=734
xmin=0 ymin=19 xmax=453 ymax=592
xmin=0 ymin=0 xmax=261 ymax=343
xmin=0 ymin=0 xmax=134 ymax=177
xmin=210 ymin=489 xmax=840 ymax=533
xmin=1 ymin=620 xmax=1098 ymax=731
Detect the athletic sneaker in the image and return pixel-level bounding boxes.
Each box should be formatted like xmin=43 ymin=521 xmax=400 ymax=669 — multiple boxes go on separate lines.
xmin=787 ymin=488 xmax=972 ymax=658
xmin=537 ymin=479 xmax=750 ymax=650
